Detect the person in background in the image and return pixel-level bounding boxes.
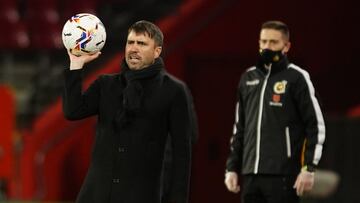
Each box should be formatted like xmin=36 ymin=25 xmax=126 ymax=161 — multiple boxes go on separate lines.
xmin=224 ymin=20 xmax=326 ymax=203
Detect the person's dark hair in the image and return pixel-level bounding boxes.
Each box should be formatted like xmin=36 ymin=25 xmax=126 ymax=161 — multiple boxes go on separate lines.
xmin=261 ymin=20 xmax=290 ymax=41
xmin=128 ymin=20 xmax=164 ymax=47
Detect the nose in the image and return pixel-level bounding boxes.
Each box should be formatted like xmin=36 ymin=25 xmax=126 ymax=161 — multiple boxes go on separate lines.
xmin=127 ymin=43 xmax=139 ymax=53
xmin=263 ymin=41 xmax=271 ymax=49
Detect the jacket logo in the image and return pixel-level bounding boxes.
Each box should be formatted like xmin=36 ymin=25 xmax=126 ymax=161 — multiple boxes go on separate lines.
xmin=273 ymin=80 xmax=287 ymax=94
xmin=270 ymin=94 xmax=283 ymax=107
xmin=246 ymin=79 xmax=260 ymax=86
xmin=272 ymin=94 xmax=281 ymax=102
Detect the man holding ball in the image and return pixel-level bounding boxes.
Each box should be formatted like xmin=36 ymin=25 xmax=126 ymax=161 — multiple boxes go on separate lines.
xmin=63 ymin=20 xmax=197 ymax=203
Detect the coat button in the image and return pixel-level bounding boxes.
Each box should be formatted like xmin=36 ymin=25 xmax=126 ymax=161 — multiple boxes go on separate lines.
xmin=112 ymin=178 xmax=120 ymax=183
xmin=118 ymin=147 xmax=126 ymax=153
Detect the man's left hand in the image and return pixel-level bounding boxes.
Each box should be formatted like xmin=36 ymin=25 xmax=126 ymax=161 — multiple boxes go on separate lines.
xmin=293 ymin=170 xmax=315 ymax=196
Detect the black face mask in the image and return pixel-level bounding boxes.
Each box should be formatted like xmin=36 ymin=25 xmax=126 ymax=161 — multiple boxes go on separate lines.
xmin=259 ymin=49 xmax=284 ymax=65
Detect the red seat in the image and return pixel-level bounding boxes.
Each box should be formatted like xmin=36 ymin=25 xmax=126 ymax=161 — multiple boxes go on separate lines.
xmin=0 ymin=0 xmax=16 ymax=7
xmin=60 ymin=0 xmax=98 ymax=22
xmin=0 ymin=20 xmax=30 ymax=49
xmin=0 ymin=86 xmax=15 ymax=198
xmin=24 ymin=5 xmax=62 ymax=49
xmin=25 ymin=0 xmax=58 ymax=11
xmin=0 ymin=0 xmax=20 ymax=24
xmin=25 ymin=5 xmax=60 ymax=26
xmin=28 ymin=22 xmax=62 ymax=49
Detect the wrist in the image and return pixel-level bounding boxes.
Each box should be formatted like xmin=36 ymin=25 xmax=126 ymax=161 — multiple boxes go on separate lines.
xmin=225 ymin=170 xmax=238 ymax=177
xmin=225 ymin=169 xmax=235 ymax=174
xmin=70 ymin=61 xmax=84 ymax=70
xmin=302 ymin=164 xmax=316 ymax=172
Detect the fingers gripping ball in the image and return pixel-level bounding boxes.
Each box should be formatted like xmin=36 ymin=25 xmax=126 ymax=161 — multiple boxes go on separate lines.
xmin=62 ymin=13 xmax=106 ymax=56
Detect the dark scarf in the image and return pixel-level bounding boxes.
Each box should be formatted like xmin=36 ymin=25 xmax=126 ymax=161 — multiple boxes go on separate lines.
xmin=114 ymin=57 xmax=164 ymax=130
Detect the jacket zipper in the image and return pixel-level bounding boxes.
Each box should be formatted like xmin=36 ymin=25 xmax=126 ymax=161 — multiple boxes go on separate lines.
xmin=254 ymin=65 xmax=271 ymax=174
xmin=285 ymin=126 xmax=291 ymax=158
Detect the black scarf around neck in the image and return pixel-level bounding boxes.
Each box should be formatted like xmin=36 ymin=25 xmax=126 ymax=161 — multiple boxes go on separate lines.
xmin=114 ymin=57 xmax=164 ymax=130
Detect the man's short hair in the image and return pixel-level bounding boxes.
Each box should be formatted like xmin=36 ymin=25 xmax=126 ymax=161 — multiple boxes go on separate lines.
xmin=128 ymin=20 xmax=164 ymax=47
xmin=261 ymin=20 xmax=290 ymax=41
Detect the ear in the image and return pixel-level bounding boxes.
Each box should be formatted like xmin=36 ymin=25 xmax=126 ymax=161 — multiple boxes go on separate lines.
xmin=154 ymin=46 xmax=162 ymax=58
xmin=283 ymin=41 xmax=291 ymax=54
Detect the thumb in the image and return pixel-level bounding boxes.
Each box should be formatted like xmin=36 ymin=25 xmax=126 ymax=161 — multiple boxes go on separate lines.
xmin=294 ymin=173 xmax=301 ymax=188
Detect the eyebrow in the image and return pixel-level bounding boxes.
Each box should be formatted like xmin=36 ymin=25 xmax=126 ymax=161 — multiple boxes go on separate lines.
xmin=260 ymin=39 xmax=279 ymax=42
xmin=127 ymin=39 xmax=148 ymax=45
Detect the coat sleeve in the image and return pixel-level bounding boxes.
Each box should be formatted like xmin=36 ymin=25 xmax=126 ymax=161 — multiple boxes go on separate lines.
xmin=167 ymin=85 xmax=194 ymax=203
xmin=294 ymin=71 xmax=326 ymax=168
xmin=186 ymin=87 xmax=199 ymax=145
xmin=226 ymin=77 xmax=246 ymax=174
xmin=62 ymin=69 xmax=101 ymax=120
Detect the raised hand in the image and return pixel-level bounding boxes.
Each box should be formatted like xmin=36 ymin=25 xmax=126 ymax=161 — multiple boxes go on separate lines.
xmin=67 ymin=50 xmax=101 ymax=70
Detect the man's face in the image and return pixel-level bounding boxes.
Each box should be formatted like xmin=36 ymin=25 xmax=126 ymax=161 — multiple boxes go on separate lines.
xmin=125 ymin=31 xmax=162 ymax=70
xmin=259 ymin=28 xmax=290 ymax=54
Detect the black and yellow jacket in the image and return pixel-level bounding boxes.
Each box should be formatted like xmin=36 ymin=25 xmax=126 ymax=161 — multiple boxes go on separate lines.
xmin=226 ymin=57 xmax=325 ymax=175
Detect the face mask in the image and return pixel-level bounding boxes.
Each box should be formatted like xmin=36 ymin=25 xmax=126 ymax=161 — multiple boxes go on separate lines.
xmin=259 ymin=49 xmax=284 ymax=65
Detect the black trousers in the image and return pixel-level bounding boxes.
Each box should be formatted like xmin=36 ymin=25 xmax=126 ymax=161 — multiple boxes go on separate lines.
xmin=241 ymin=174 xmax=299 ymax=203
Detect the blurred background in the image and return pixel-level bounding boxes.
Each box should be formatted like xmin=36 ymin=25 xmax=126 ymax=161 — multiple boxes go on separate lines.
xmin=0 ymin=0 xmax=359 ymax=202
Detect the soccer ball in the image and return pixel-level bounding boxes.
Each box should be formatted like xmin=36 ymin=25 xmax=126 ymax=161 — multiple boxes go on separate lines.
xmin=62 ymin=13 xmax=106 ymax=56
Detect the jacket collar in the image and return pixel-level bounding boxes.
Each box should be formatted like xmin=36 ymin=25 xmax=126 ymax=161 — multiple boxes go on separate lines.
xmin=256 ymin=56 xmax=289 ymax=75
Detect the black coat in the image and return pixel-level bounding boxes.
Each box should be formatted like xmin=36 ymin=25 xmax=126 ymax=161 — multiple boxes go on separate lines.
xmin=63 ymin=59 xmax=195 ymax=203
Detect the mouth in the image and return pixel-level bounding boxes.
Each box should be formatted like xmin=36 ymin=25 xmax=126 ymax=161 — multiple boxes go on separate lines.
xmin=128 ymin=54 xmax=141 ymax=63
